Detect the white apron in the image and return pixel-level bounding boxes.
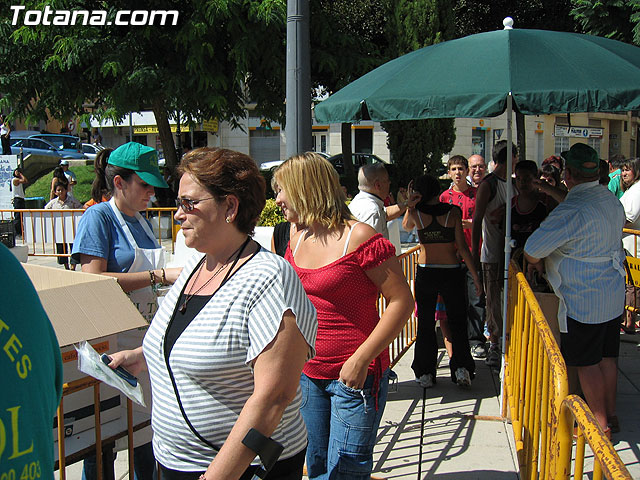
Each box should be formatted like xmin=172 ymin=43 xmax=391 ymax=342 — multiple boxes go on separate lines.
xmin=545 ymin=249 xmax=625 ymax=333
xmin=108 ymin=198 xmax=165 ymax=448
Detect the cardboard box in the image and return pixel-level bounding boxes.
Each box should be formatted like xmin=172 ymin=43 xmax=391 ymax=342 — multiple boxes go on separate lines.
xmin=21 ymin=264 xmax=147 ymax=440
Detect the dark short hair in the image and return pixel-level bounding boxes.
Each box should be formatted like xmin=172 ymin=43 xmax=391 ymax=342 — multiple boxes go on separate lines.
xmin=609 ymin=153 xmax=626 ymax=170
xmin=447 ymin=155 xmax=468 ymax=169
xmin=493 ymin=141 xmax=518 ymax=165
xmin=178 ymin=148 xmax=266 ymax=235
xmin=53 ymin=177 xmax=68 ymax=190
xmin=515 ymin=160 xmax=538 ymax=176
xmin=413 ymin=174 xmax=442 ymax=208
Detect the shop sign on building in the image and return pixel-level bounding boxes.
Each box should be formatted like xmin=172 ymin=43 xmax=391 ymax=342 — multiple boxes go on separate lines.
xmin=133 ymin=124 xmax=190 ymax=134
xmin=554 ymin=125 xmax=603 ymax=138
xmin=202 ymin=119 xmax=219 ymax=133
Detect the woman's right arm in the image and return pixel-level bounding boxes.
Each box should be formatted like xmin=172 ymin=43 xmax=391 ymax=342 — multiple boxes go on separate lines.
xmin=105 ymin=346 xmax=147 ymax=375
xmin=80 ymin=255 xmax=180 ymax=292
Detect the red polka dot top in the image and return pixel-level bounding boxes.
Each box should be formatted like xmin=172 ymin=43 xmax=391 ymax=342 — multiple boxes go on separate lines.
xmin=285 ymin=233 xmax=396 ymax=380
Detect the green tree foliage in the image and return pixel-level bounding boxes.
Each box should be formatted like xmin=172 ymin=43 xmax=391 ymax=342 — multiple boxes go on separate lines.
xmin=310 ymin=0 xmax=391 ymax=189
xmin=454 ymin=0 xmax=576 ymax=36
xmin=571 ymin=0 xmax=640 ymax=45
xmin=0 ymin=0 xmax=288 ymax=172
xmin=381 ymin=0 xmax=456 ymax=184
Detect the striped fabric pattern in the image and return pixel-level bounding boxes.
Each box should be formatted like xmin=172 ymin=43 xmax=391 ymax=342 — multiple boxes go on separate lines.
xmin=524 ymin=181 xmax=625 ymax=325
xmin=143 ymin=248 xmax=317 ymax=471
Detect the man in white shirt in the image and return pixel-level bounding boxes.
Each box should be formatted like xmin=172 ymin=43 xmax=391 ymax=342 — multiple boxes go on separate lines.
xmin=525 ymin=143 xmax=625 ymax=435
xmin=60 ymin=159 xmax=77 ymax=195
xmin=349 ymin=163 xmax=407 ymax=239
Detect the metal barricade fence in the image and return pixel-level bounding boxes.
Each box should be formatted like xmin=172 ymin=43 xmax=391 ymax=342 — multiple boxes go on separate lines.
xmin=387 ymin=245 xmax=420 ymax=367
xmin=505 ymin=260 xmax=632 ymax=479
xmin=57 ymin=377 xmax=144 ymax=480
xmin=623 ymin=227 xmax=640 ymax=320
xmin=0 ymin=207 xmax=179 ymax=257
xmin=560 ymin=395 xmax=632 ymax=480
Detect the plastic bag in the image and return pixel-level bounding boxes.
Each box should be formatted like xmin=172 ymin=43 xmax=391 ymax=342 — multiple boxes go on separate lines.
xmin=75 ymin=341 xmax=146 ymax=407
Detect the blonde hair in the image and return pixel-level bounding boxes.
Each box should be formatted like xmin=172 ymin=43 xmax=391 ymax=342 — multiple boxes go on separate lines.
xmin=274 ymin=152 xmax=353 ymax=230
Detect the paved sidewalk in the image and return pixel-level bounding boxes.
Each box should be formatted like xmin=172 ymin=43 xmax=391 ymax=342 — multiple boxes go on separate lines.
xmin=371 ymin=347 xmax=519 ymax=480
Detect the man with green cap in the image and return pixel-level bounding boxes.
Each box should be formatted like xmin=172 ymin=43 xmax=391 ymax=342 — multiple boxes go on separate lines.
xmin=524 ymin=142 xmax=625 ymax=437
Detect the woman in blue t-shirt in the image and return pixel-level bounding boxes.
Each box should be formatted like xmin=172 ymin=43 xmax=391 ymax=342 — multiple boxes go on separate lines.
xmin=72 ymin=142 xmax=181 ymax=480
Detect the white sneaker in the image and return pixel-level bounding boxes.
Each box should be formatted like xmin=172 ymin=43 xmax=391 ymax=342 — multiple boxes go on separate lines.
xmin=455 ymin=368 xmax=472 ymax=387
xmin=414 ymin=374 xmax=435 ymax=388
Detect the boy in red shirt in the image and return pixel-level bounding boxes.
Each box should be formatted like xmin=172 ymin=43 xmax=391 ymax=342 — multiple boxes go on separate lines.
xmin=440 ymin=155 xmax=487 ymax=358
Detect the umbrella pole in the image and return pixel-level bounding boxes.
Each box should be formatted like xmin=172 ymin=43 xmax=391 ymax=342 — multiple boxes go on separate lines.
xmin=499 ymin=92 xmax=514 ymax=414
xmin=418 ymin=386 xmax=426 ymax=480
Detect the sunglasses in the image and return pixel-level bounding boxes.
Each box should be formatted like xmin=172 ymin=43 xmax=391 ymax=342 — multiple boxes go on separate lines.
xmin=177 ymin=196 xmax=215 ymax=212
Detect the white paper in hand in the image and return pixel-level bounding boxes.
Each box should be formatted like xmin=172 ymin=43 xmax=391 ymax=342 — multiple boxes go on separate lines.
xmin=75 ymin=341 xmax=146 ymax=407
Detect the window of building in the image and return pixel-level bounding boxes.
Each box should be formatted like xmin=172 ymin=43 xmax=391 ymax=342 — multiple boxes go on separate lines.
xmin=554 ymin=135 xmax=569 ymax=155
xmin=354 ymin=128 xmax=373 ymax=154
xmin=587 ymin=137 xmax=601 ymax=156
xmin=472 ymin=129 xmax=486 ymax=159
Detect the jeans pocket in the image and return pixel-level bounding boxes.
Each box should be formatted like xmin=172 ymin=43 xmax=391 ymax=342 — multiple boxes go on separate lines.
xmin=337 ymin=380 xmax=365 ymax=395
xmin=332 ymin=439 xmax=375 ymax=476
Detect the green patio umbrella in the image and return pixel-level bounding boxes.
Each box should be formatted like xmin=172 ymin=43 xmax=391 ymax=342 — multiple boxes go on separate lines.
xmin=314 ymin=23 xmax=640 ymax=123
xmin=315 ymin=19 xmax=640 ymax=398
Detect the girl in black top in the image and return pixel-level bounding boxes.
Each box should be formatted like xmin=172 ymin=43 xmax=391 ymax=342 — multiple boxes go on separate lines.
xmin=403 ymin=174 xmax=482 ymax=388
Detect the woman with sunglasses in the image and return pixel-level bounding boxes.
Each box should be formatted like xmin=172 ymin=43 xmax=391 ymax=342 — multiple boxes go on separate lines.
xmin=72 ymin=142 xmax=181 ymax=480
xmin=108 ymin=148 xmax=317 ymax=480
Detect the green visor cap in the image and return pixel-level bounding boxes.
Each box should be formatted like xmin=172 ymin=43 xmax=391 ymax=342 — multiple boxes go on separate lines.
xmin=561 ymin=143 xmax=599 ymax=175
xmin=108 ymin=142 xmax=168 ymax=188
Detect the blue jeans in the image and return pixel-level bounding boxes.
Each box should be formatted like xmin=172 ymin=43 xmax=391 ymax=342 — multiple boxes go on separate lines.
xmin=300 ymin=370 xmax=389 ymax=480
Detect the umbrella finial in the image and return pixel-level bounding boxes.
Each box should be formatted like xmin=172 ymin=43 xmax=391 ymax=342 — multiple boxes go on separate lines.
xmin=503 ymin=17 xmax=514 ymax=29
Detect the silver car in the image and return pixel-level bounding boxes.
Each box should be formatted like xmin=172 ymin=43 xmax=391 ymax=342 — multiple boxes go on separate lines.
xmin=10 ymin=137 xmax=63 ymax=159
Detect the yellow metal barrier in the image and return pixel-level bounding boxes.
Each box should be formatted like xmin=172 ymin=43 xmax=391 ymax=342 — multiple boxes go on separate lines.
xmin=505 ymin=260 xmax=632 ymax=479
xmin=623 ymin=228 xmax=640 ymax=319
xmin=504 ymin=260 xmax=570 ymax=479
xmin=388 ymin=245 xmax=420 ymax=368
xmin=560 ymin=395 xmax=632 ymax=480
xmin=57 ymin=376 xmax=143 ymax=480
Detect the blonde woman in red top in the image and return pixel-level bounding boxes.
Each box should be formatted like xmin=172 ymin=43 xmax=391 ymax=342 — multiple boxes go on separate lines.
xmin=274 ymin=153 xmax=413 ymax=480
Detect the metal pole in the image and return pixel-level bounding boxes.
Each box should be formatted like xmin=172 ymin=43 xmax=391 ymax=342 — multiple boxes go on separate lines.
xmin=285 ymin=0 xmax=312 ymax=158
xmin=129 ymin=112 xmax=133 ymax=142
xmin=499 ymin=92 xmax=513 ymax=412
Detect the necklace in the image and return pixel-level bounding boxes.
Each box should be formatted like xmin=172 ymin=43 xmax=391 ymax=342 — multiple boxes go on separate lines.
xmin=178 ymin=237 xmax=251 ymax=313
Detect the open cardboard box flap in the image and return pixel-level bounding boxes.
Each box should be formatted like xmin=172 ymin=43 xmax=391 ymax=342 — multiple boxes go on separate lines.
xmin=22 ymin=264 xmax=147 ymax=347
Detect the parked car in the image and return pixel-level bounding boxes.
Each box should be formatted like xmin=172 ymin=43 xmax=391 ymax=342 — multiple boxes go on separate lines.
xmin=81 ymin=143 xmax=105 ymax=160
xmin=258 ymin=152 xmax=331 ymax=172
xmin=259 ymin=159 xmax=284 ymax=171
xmin=10 ymin=137 xmax=64 ymax=159
xmin=327 ymin=152 xmax=386 ymax=174
xmin=29 ymin=134 xmax=86 ymax=159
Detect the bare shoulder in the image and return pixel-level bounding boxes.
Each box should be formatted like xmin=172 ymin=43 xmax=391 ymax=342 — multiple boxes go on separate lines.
xmin=346 ymin=220 xmax=378 ymax=249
